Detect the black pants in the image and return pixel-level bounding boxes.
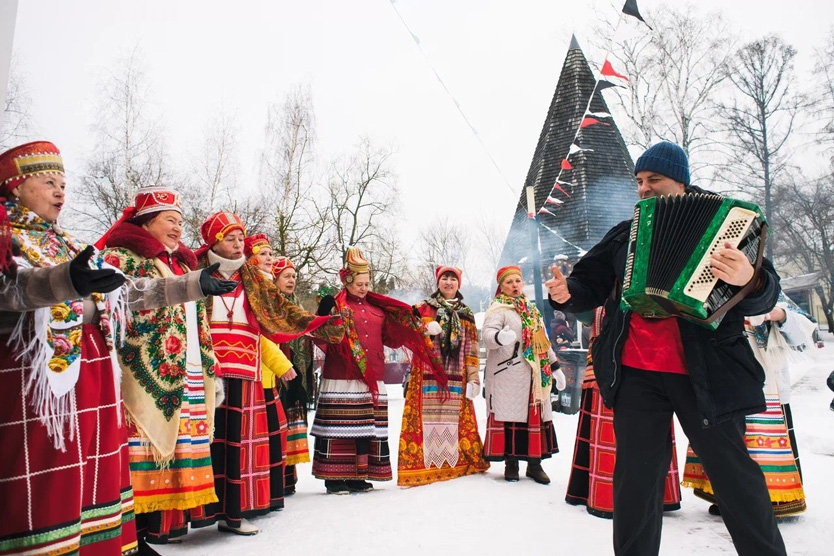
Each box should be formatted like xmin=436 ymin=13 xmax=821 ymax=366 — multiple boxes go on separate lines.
xmin=612 ymin=367 xmax=786 ymax=556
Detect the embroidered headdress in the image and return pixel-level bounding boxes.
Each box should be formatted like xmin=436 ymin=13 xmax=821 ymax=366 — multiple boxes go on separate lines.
xmin=272 ymin=256 xmax=295 ymax=278
xmin=94 ymin=186 xmax=182 ymax=249
xmin=201 ymin=211 xmax=245 ymax=246
xmin=0 ymin=141 xmax=65 ymax=197
xmin=244 ymin=233 xmax=271 ymax=259
xmin=338 ymin=246 xmax=371 ymax=284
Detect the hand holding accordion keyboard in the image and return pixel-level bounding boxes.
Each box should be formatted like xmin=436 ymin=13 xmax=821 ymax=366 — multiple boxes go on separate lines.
xmin=621 ymin=193 xmax=768 ymax=330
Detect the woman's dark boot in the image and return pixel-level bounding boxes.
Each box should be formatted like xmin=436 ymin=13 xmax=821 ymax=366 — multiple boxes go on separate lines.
xmin=504 ymin=458 xmax=519 ymax=482
xmin=526 ymin=461 xmax=550 ymax=484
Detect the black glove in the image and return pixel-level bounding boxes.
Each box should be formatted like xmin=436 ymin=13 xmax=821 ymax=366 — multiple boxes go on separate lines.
xmin=316 ymin=294 xmax=336 ymax=316
xmin=199 ymin=263 xmax=238 ymax=296
xmin=69 ymin=245 xmax=126 ymax=296
xmin=827 ymin=370 xmax=834 ymax=393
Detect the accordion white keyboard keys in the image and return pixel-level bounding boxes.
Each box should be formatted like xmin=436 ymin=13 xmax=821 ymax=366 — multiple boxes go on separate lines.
xmin=684 ymin=207 xmax=759 ymax=302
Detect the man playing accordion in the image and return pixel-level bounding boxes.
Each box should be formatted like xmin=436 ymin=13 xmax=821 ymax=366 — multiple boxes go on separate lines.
xmin=546 ymin=142 xmax=786 ymax=556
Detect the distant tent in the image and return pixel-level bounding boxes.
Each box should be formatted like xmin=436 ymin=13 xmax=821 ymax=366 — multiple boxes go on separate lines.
xmin=499 ymin=35 xmax=637 ymax=272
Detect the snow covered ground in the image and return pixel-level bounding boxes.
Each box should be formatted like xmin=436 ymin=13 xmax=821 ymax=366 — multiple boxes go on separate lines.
xmin=158 ymin=336 xmax=833 ymax=556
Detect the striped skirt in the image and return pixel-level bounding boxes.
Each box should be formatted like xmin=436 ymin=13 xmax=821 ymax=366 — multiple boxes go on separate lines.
xmin=565 ymin=384 xmax=681 ymax=518
xmin=310 ymin=379 xmax=391 ymax=481
xmin=683 ymin=396 xmax=805 ymax=516
xmin=191 ymin=378 xmax=282 ymax=530
xmin=483 ymin=388 xmax=558 ymax=462
xmin=128 ymin=358 xmax=216 ymax=544
xmin=0 ymin=327 xmax=138 ymax=555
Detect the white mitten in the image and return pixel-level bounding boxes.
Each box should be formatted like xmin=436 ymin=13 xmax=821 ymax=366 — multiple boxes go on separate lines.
xmin=553 ymin=368 xmax=567 ymax=391
xmin=496 ymin=325 xmax=517 ymax=346
xmin=426 ymin=320 xmax=443 ymax=336
xmin=215 ymin=377 xmax=226 ymax=407
xmin=466 ymin=381 xmax=480 ymax=400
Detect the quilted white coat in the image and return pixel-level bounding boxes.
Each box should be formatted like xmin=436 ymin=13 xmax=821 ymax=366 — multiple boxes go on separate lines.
xmin=482 ymin=303 xmax=555 ymax=423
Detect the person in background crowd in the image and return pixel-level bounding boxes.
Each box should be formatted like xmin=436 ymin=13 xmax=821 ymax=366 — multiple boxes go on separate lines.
xmin=398 ymin=265 xmax=489 ymax=486
xmin=190 ymin=213 xmax=343 ymax=535
xmin=98 ymin=186 xmax=236 ymax=552
xmin=310 ymin=246 xmax=446 ymax=494
xmin=550 ymin=309 xmax=576 ymax=348
xmin=482 ymin=265 xmax=566 ymax=485
xmin=272 ymin=255 xmax=315 ymax=495
xmin=244 ymin=234 xmax=296 ymax=513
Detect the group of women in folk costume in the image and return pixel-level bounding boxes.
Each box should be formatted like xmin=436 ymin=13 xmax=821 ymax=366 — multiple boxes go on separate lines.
xmin=1 ymin=139 xmax=613 ymax=556
xmin=0 ymin=141 xmax=237 ymax=556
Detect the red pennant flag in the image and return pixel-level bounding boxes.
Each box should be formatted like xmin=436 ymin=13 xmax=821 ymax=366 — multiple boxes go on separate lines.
xmin=561 ymin=159 xmax=573 ymax=170
xmin=527 ymin=211 xmax=535 ymax=219
xmin=601 ymin=60 xmax=629 ymax=81
xmin=552 ymin=182 xmax=572 ymax=198
xmin=546 ymin=196 xmax=564 ymax=205
xmin=580 ymin=116 xmax=611 ymax=128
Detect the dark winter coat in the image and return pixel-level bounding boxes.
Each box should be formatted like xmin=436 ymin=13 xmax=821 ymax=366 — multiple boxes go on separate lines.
xmin=550 ymin=186 xmax=780 ymax=428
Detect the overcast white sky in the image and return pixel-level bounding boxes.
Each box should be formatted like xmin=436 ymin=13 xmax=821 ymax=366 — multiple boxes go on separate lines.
xmin=6 ymin=0 xmax=834 ymax=280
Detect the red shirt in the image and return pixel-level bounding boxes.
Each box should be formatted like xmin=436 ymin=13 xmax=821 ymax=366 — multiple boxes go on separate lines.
xmin=620 ymin=314 xmax=688 ymax=374
xmin=321 ymin=293 xmax=387 ymax=382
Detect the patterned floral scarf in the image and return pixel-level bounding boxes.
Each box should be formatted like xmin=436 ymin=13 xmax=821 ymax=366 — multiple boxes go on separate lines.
xmin=6 ymin=201 xmax=124 ymax=448
xmin=493 ymin=292 xmax=552 ymax=387
xmin=425 ymin=290 xmax=472 ymax=365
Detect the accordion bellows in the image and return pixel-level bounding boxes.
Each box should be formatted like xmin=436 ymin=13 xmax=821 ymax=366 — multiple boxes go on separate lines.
xmin=621 ymin=193 xmax=768 ymax=330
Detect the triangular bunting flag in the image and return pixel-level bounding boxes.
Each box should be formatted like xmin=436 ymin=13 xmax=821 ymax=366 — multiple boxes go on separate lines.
xmin=552 ymin=182 xmax=572 ymax=198
xmin=546 ymin=196 xmax=564 ymax=205
xmin=560 ymin=159 xmax=573 ymax=170
xmin=586 ymin=111 xmax=612 ymax=119
xmin=568 ymin=143 xmax=594 ymax=155
xmin=538 ymin=208 xmax=557 ymax=217
xmin=596 ymin=79 xmax=623 ymax=92
xmin=555 ymin=179 xmax=576 ymax=187
xmin=580 ymin=117 xmax=611 ymax=128
xmin=622 ymin=0 xmax=652 ymax=29
xmin=601 ymin=60 xmax=629 ymax=81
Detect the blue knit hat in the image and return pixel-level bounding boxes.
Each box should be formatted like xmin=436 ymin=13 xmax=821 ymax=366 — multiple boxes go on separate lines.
xmin=634 ymin=141 xmax=690 ymax=186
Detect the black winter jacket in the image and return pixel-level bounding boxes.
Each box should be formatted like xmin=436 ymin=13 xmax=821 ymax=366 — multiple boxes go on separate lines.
xmin=550 ymin=189 xmax=780 ymax=428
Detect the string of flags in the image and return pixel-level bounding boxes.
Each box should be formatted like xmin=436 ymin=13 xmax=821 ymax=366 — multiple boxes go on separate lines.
xmin=387 ymin=0 xmax=519 ymax=200
xmin=531 ymin=1 xmax=651 ymax=218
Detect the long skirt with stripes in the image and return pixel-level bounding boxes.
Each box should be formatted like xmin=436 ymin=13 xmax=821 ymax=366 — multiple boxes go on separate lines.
xmin=310 ymin=379 xmax=392 ymax=481
xmin=0 ymin=326 xmax=138 ymax=555
xmin=565 ymin=383 xmax=681 ymax=518
xmin=191 ymin=378 xmax=283 ymax=530
xmin=683 ymin=395 xmax=805 ymax=517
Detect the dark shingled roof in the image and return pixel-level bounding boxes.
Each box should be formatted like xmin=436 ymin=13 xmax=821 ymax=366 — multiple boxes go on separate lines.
xmin=499 ymin=36 xmax=638 ymax=269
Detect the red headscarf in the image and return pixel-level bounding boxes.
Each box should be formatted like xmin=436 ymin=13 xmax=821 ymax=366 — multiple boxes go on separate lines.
xmin=435 ymin=265 xmax=462 ymax=285
xmin=495 ymin=265 xmax=523 ymax=295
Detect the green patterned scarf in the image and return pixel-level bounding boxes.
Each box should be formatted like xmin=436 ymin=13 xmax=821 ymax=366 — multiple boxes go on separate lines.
xmin=426 ymin=290 xmax=472 ymax=365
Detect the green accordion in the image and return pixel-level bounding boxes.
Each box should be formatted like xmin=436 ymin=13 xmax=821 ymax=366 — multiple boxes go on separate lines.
xmin=621 ymin=193 xmax=768 ymax=330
